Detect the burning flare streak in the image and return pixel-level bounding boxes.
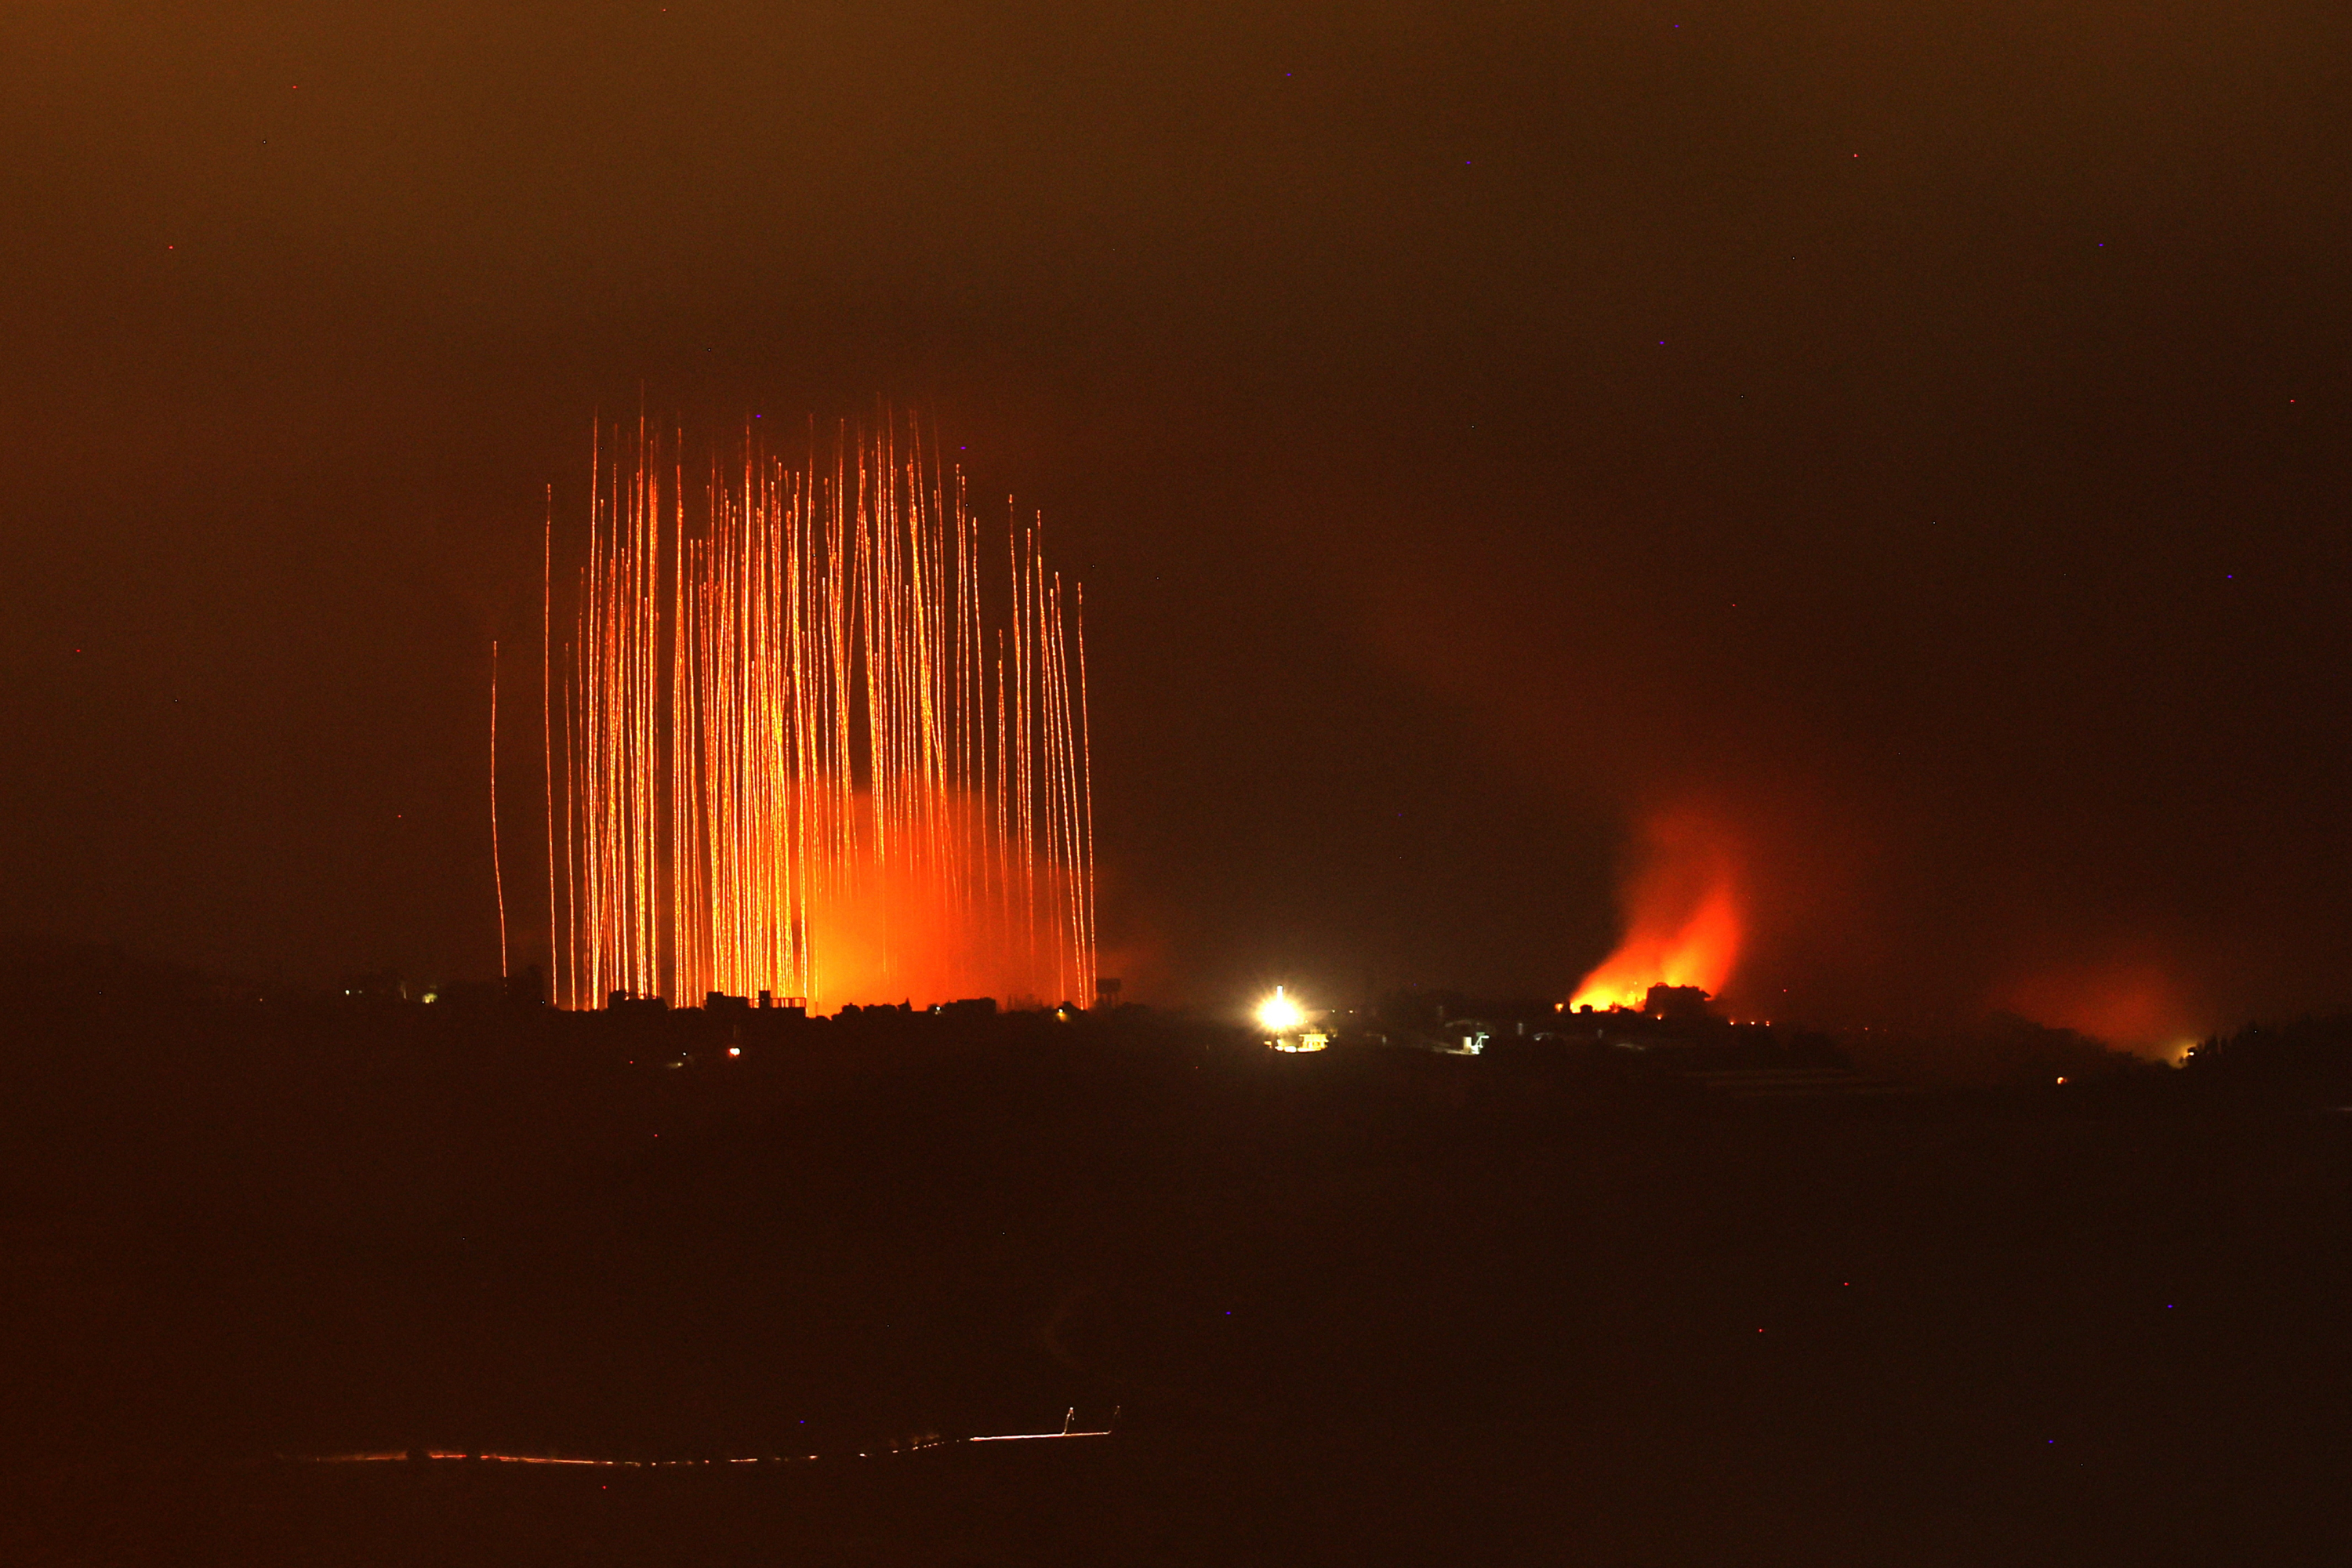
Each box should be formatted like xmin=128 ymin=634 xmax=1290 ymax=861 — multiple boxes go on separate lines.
xmin=544 ymin=416 xmax=1098 ymax=1014
xmin=490 ymin=640 xmax=507 ymax=979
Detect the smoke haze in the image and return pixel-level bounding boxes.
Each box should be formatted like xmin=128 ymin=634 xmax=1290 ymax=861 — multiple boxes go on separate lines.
xmin=4 ymin=3 xmax=2348 ymax=1053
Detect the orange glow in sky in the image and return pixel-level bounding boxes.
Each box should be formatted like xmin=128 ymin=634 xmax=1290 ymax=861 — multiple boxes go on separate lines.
xmin=1570 ymin=809 xmax=1744 ymax=1011
xmin=1996 ymin=961 xmax=2194 ymax=1056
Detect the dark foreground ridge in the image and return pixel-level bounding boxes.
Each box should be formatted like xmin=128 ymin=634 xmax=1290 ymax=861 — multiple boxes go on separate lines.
xmin=3 ymin=949 xmax=2349 ymax=1564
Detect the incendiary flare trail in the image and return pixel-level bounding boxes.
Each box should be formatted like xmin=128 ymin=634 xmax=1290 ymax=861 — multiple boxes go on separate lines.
xmin=544 ymin=417 xmax=1097 ymax=1014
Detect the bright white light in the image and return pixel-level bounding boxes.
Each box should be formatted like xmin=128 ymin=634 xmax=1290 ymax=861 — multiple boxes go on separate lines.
xmin=1255 ymin=985 xmax=1305 ymax=1035
xmin=728 ymin=1047 xmax=741 ymax=1058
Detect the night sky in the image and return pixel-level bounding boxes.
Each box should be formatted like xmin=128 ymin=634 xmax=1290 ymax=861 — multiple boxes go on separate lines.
xmin=5 ymin=3 xmax=2347 ymax=1046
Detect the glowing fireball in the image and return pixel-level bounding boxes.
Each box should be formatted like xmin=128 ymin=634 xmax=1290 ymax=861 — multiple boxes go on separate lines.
xmin=1255 ymin=985 xmax=1306 ymax=1035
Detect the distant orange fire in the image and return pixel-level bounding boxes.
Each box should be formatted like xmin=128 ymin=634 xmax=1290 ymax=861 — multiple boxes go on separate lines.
xmin=1570 ymin=810 xmax=1744 ymax=1011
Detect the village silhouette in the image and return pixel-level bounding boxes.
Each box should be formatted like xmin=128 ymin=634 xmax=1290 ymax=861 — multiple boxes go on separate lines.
xmin=5 ymin=938 xmax=2349 ymax=1562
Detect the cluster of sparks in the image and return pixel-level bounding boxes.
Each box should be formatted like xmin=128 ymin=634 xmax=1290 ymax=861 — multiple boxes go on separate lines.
xmin=543 ymin=416 xmax=1097 ymax=1014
